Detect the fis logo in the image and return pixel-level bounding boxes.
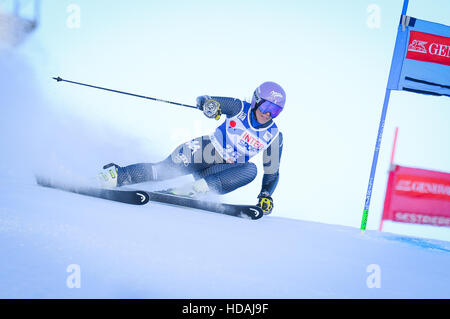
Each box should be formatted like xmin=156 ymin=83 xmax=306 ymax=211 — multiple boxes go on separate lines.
xmin=238 ymin=112 xmax=247 ymax=121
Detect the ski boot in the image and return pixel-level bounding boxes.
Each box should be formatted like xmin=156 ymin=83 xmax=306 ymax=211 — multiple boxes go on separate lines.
xmin=97 ymin=163 xmax=120 ymax=188
xmin=162 ymin=178 xmax=210 ymax=198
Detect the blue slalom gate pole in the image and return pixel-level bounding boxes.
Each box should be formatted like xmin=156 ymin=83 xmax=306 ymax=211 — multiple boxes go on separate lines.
xmin=360 ymin=89 xmax=392 ymax=232
xmin=360 ymin=0 xmax=409 ymax=233
xmin=401 ymin=0 xmax=410 ymax=16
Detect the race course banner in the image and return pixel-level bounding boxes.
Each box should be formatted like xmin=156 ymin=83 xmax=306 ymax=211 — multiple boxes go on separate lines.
xmin=360 ymin=1 xmax=449 ymax=232
xmin=380 ymin=165 xmax=450 ymax=230
xmin=387 ymin=16 xmax=450 ymax=97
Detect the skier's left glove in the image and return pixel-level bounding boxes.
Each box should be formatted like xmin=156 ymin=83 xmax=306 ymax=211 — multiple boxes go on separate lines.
xmin=257 ymin=192 xmax=274 ymax=215
xmin=197 ymin=95 xmax=221 ymax=120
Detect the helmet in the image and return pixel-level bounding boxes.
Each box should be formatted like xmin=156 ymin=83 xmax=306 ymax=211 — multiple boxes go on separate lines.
xmin=251 ymin=81 xmax=286 ymax=118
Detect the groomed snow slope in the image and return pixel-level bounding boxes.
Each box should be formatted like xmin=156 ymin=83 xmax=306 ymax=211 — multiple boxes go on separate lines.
xmin=0 ymin=178 xmax=449 ymax=298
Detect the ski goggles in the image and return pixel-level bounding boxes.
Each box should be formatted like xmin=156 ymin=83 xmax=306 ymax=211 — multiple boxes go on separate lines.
xmin=257 ymin=100 xmax=283 ymax=118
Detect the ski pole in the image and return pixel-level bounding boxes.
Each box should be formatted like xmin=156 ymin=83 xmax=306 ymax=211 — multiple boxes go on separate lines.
xmin=52 ymin=76 xmax=198 ymax=109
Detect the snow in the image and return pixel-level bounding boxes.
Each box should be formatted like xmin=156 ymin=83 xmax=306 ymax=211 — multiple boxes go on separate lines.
xmin=1 ymin=179 xmax=450 ymax=298
xmin=1 ymin=16 xmax=449 ymax=298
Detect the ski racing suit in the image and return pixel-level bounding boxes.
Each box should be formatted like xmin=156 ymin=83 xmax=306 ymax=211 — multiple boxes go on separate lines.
xmin=115 ymin=96 xmax=283 ymax=197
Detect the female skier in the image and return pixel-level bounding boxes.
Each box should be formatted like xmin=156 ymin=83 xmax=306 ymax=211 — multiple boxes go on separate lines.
xmin=99 ymin=81 xmax=285 ymax=215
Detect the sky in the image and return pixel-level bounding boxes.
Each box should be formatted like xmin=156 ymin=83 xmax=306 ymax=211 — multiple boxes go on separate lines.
xmin=1 ymin=0 xmax=449 ymax=241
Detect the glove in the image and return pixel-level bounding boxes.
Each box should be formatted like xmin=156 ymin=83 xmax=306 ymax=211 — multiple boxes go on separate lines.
xmin=196 ymin=95 xmax=209 ymax=109
xmin=196 ymin=95 xmax=221 ymax=120
xmin=257 ymin=192 xmax=274 ymax=215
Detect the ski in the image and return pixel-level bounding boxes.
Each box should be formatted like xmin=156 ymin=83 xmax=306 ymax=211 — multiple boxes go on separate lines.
xmin=36 ymin=177 xmax=263 ymax=219
xmin=146 ymin=191 xmax=264 ymax=220
xmin=35 ymin=176 xmax=149 ymax=205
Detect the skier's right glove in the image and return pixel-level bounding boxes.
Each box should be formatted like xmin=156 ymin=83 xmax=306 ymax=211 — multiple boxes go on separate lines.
xmin=196 ymin=95 xmax=209 ymax=109
xmin=257 ymin=192 xmax=274 ymax=215
xmin=196 ymin=95 xmax=221 ymax=120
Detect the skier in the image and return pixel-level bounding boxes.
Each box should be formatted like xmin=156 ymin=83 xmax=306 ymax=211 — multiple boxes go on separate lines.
xmin=99 ymin=81 xmax=285 ymax=215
